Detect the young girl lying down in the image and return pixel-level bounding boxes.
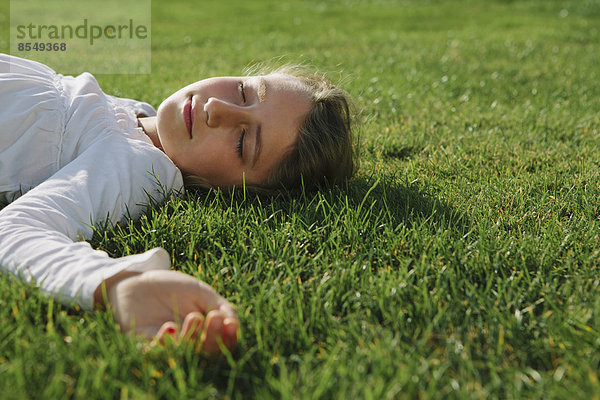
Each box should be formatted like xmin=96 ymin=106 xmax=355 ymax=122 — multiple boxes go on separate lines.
xmin=0 ymin=54 xmax=354 ymax=354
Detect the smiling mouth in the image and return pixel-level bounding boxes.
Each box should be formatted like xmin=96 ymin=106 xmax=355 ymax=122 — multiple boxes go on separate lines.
xmin=183 ymin=96 xmax=193 ymax=138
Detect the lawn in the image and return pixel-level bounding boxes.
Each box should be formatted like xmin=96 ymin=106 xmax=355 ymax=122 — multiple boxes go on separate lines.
xmin=1 ymin=0 xmax=600 ymax=398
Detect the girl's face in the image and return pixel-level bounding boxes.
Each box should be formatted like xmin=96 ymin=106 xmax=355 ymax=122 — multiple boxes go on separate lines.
xmin=156 ymin=74 xmax=311 ymax=188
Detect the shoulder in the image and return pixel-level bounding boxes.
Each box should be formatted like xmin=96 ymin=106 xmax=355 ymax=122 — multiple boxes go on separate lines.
xmin=0 ymin=53 xmax=57 ymax=77
xmin=83 ymin=133 xmax=184 ymax=195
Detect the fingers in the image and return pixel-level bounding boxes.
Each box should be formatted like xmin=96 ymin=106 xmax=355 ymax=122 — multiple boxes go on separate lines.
xmin=198 ymin=310 xmax=225 ymax=354
xmin=154 ymin=321 xmax=178 ymax=344
xmin=201 ymin=310 xmax=239 ymax=354
xmin=223 ymin=316 xmax=240 ymax=351
xmin=151 ymin=314 xmax=205 ymax=344
xmin=181 ymin=312 xmax=205 ymax=341
xmin=148 ymin=310 xmax=239 ymax=355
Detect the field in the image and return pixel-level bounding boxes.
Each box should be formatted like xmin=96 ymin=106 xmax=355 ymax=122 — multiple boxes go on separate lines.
xmin=1 ymin=0 xmax=600 ymax=398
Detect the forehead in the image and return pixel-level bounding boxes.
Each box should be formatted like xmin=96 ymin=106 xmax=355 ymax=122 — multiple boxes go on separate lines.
xmin=241 ymin=74 xmax=310 ymax=106
xmin=259 ymin=72 xmax=307 ymax=91
xmin=247 ymin=74 xmax=311 ymax=179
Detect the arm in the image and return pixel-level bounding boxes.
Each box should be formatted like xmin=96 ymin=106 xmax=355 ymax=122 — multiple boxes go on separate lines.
xmin=0 ymin=135 xmax=178 ymax=309
xmin=0 ymin=135 xmax=238 ymax=352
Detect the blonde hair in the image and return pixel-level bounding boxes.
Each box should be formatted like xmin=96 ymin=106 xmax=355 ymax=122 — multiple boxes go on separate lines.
xmin=183 ymin=65 xmax=356 ymax=194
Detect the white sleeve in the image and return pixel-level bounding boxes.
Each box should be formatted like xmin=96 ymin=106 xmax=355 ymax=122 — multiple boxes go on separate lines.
xmin=0 ymin=135 xmax=184 ymax=310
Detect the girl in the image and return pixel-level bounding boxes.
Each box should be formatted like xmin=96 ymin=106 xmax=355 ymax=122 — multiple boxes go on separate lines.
xmin=0 ymin=54 xmax=354 ymax=354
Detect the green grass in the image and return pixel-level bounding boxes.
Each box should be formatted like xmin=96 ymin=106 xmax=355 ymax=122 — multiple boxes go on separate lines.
xmin=2 ymin=0 xmax=600 ymax=398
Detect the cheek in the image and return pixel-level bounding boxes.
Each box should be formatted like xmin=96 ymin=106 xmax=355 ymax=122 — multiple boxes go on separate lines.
xmin=156 ymin=100 xmax=175 ymax=133
xmin=184 ymin=140 xmax=233 ymax=175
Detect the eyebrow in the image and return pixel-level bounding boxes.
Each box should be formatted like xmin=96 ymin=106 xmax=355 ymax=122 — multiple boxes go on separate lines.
xmin=251 ymin=78 xmax=266 ymax=167
xmin=257 ymin=76 xmax=266 ymax=103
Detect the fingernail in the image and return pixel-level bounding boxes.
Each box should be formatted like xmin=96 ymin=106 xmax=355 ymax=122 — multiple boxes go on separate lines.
xmin=166 ymin=327 xmax=177 ymax=336
xmin=223 ymin=319 xmax=238 ymax=339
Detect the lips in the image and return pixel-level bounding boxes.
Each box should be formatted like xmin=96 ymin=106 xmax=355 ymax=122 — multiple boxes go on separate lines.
xmin=183 ymin=96 xmax=193 ymax=138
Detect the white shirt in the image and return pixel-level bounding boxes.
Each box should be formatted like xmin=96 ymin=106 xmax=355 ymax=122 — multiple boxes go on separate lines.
xmin=0 ymin=54 xmax=184 ymax=310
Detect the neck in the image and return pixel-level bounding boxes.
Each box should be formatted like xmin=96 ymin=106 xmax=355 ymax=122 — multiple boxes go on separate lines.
xmin=137 ymin=116 xmax=163 ymax=151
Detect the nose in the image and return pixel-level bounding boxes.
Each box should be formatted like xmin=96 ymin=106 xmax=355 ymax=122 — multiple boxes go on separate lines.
xmin=204 ymin=97 xmax=249 ymax=128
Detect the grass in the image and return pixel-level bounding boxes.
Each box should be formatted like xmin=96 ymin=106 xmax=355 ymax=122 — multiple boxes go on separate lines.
xmin=1 ymin=0 xmax=600 ymax=398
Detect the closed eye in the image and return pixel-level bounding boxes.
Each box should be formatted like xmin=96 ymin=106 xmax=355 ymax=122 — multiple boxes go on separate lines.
xmin=236 ymin=128 xmax=246 ymax=158
xmin=239 ymin=81 xmax=246 ymax=103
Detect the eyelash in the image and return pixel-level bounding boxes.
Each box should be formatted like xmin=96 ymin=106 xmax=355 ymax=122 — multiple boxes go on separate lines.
xmin=236 ymin=81 xmax=247 ymax=158
xmin=236 ymin=129 xmax=246 ymax=158
xmin=239 ymin=81 xmax=246 ymax=103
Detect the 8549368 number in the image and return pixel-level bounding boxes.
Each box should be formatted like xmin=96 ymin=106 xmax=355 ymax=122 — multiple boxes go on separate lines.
xmin=17 ymin=42 xmax=67 ymax=51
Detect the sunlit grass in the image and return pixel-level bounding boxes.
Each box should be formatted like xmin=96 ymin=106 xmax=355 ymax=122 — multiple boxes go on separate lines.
xmin=1 ymin=0 xmax=600 ymax=398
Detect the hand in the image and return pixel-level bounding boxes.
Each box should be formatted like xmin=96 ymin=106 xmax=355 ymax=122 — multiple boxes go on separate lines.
xmin=94 ymin=269 xmax=239 ymax=354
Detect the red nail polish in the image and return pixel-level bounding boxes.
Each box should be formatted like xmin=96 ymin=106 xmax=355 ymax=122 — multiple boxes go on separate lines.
xmin=166 ymin=327 xmax=176 ymax=335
